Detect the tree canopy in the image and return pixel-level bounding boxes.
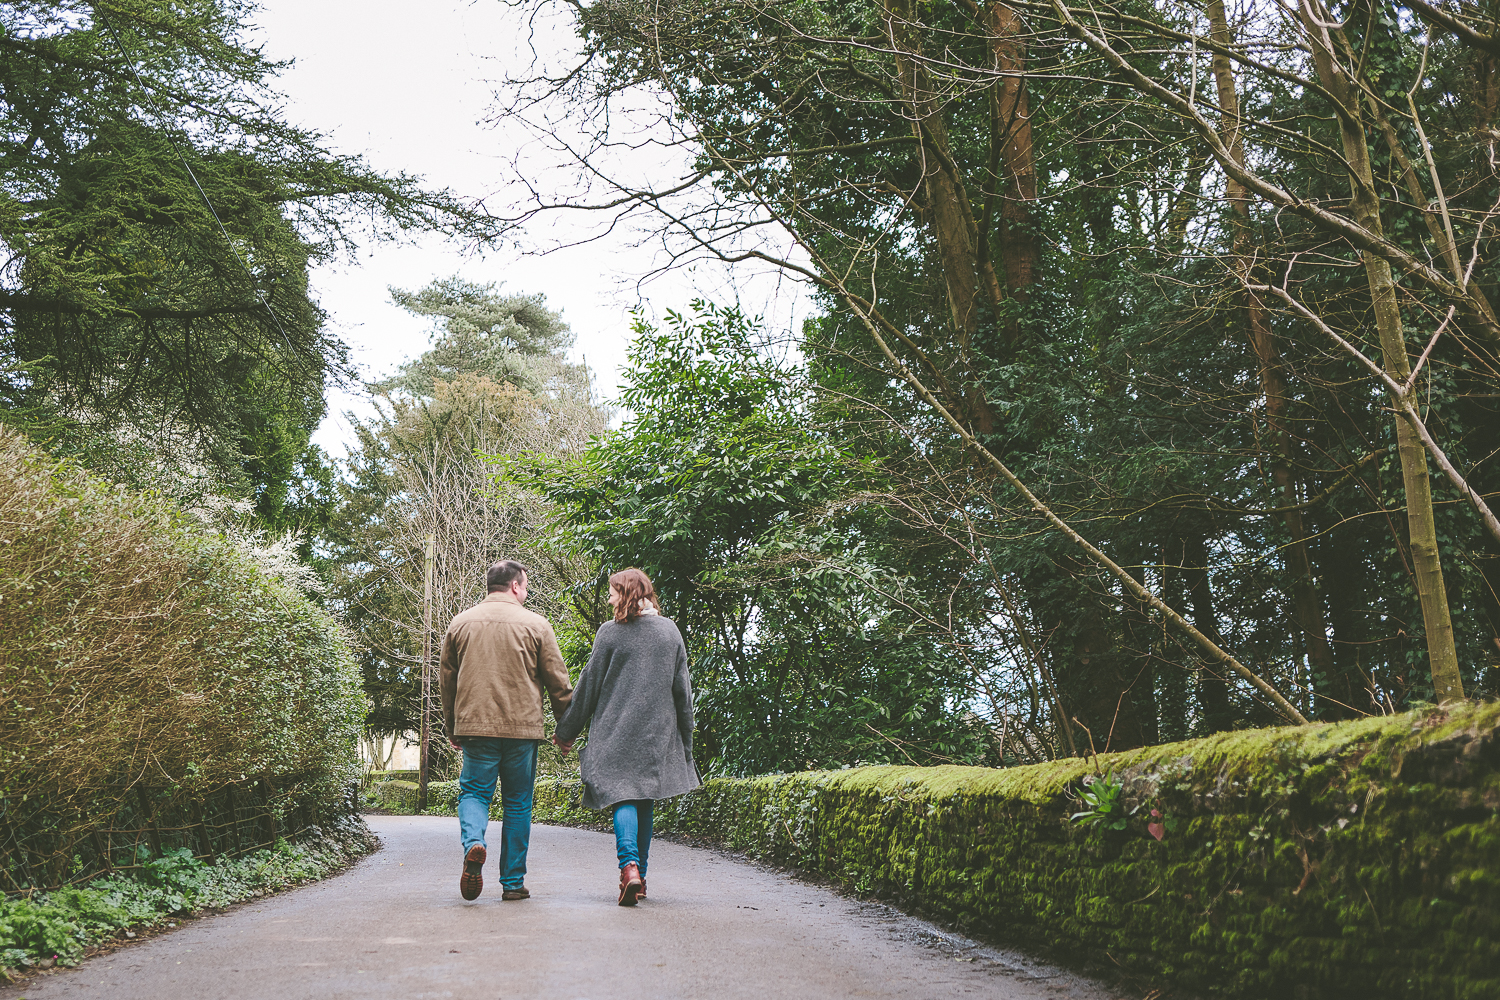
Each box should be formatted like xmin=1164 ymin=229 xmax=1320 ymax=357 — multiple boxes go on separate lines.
xmin=0 ymin=0 xmax=495 ymax=518
xmin=491 ymin=0 xmax=1500 ymax=753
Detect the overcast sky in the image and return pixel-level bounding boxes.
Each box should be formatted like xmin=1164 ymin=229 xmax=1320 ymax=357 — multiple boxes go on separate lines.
xmin=250 ymin=0 xmax=807 ymax=456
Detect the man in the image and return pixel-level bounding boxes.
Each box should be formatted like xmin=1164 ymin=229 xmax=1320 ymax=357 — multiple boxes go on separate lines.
xmin=440 ymin=560 xmax=572 ymax=902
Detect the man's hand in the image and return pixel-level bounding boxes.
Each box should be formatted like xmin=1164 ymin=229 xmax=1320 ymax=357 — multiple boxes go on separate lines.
xmin=448 ymin=737 xmax=462 ymax=752
xmin=551 ymin=734 xmax=573 ymax=755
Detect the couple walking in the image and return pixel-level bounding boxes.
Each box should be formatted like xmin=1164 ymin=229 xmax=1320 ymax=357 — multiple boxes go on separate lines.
xmin=438 ymin=560 xmax=698 ymax=906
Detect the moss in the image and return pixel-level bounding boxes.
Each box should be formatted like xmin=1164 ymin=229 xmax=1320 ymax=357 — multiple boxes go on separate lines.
xmin=524 ymin=703 xmax=1499 ymax=999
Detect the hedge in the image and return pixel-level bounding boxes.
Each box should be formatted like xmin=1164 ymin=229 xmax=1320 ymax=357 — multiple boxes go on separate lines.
xmin=371 ymin=702 xmax=1500 ymax=998
xmin=0 ymin=430 xmax=366 ymax=891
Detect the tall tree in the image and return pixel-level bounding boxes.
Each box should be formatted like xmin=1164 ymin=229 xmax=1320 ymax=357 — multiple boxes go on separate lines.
xmin=325 ymin=277 xmax=605 ymax=744
xmin=495 ymin=0 xmax=1500 ymax=739
xmin=0 ymin=0 xmax=494 ymax=512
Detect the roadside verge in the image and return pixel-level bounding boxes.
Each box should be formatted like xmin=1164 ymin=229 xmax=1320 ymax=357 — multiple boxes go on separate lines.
xmin=0 ymin=814 xmax=375 ymax=982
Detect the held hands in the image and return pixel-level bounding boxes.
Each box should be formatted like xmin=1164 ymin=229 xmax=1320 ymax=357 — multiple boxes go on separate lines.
xmin=551 ymin=734 xmax=574 ymax=756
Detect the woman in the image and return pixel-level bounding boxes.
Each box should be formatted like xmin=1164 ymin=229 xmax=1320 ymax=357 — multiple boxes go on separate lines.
xmin=553 ymin=567 xmax=699 ymax=905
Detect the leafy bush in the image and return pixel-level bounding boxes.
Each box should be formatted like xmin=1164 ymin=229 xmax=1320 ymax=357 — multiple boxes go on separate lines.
xmin=0 ymin=429 xmax=366 ymax=886
xmin=521 ymin=303 xmax=994 ymax=774
xmin=1067 ymin=771 xmax=1127 ymax=829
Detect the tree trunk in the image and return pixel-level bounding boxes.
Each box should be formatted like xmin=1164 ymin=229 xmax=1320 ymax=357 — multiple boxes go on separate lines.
xmin=984 ymin=2 xmax=1038 ymax=331
xmin=1322 ymin=529 xmax=1381 ymax=714
xmin=1157 ymin=533 xmax=1191 ymax=742
xmin=1179 ymin=530 xmax=1233 ymax=733
xmin=1123 ymin=556 xmax=1160 ymax=747
xmin=1054 ymin=567 xmax=1153 ymax=752
xmin=1208 ymin=0 xmax=1337 ymax=708
xmin=1299 ymin=0 xmax=1463 ymax=702
xmin=886 ymin=0 xmax=1002 ymax=431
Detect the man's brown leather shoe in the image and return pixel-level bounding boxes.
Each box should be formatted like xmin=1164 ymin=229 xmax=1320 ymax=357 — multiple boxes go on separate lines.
xmin=501 ymin=886 xmax=530 ymax=901
xmin=618 ymin=863 xmax=643 ymax=907
xmin=460 ymin=844 xmax=486 ymax=900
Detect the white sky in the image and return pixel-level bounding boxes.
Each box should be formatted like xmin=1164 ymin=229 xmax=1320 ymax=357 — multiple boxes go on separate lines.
xmin=250 ymin=0 xmax=809 ymax=455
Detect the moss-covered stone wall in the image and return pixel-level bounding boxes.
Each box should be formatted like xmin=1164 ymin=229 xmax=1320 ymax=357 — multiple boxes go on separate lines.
xmin=527 ymin=705 xmax=1499 ymax=999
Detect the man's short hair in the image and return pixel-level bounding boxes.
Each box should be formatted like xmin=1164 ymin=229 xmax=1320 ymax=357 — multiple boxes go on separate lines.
xmin=487 ymin=560 xmax=529 ymax=593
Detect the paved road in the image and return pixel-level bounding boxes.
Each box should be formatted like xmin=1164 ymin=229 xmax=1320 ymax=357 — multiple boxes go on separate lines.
xmin=5 ymin=816 xmax=1125 ymax=1000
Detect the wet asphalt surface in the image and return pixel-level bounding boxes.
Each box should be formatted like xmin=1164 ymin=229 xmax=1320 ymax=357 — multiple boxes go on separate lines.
xmin=3 ymin=815 xmax=1128 ymax=1000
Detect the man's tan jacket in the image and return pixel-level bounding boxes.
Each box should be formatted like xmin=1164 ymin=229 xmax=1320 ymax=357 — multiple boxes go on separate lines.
xmin=439 ymin=592 xmax=573 ymax=741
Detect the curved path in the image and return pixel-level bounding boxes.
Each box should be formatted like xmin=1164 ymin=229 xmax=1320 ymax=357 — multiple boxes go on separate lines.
xmin=5 ymin=816 xmax=1125 ymax=1000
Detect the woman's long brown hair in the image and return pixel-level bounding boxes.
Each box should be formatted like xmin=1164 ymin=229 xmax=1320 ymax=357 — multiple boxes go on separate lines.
xmin=609 ymin=567 xmax=660 ymax=623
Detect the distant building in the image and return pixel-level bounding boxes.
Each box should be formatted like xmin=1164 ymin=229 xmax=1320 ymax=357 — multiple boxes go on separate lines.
xmin=361 ymin=732 xmax=422 ymax=771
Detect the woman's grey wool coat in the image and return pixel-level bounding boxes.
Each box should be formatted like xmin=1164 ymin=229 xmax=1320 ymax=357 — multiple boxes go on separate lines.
xmin=554 ymin=614 xmax=700 ymax=810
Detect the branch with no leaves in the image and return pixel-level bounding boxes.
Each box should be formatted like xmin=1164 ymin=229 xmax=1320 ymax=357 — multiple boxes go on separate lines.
xmin=1251 ymin=283 xmax=1500 ymax=548
xmin=1403 ymin=0 xmax=1500 ymax=56
xmin=1043 ymin=0 xmax=1500 ymax=347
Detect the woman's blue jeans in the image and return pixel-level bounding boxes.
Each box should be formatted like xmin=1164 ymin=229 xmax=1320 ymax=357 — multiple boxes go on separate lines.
xmin=613 ymin=800 xmax=654 ymax=876
xmin=457 ymin=737 xmax=538 ymax=889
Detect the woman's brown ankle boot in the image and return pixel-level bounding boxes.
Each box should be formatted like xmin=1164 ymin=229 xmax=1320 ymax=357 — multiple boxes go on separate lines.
xmin=618 ymin=863 xmax=643 ymax=906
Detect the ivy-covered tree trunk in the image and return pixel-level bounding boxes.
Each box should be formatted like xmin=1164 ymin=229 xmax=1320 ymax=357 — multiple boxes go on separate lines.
xmin=885 ymin=0 xmax=1002 ymax=433
xmin=1300 ymin=0 xmax=1463 ymax=702
xmin=980 ymin=0 xmax=1037 ymax=343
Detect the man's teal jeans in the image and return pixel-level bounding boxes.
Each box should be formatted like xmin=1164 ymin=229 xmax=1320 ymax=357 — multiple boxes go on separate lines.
xmin=456 ymin=737 xmax=538 ymax=889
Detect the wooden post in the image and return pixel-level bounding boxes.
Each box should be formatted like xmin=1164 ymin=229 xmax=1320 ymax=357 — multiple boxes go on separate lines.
xmin=224 ymin=784 xmax=239 ymax=853
xmin=92 ymin=829 xmax=112 ymax=873
xmin=418 ymin=533 xmax=435 ymax=812
xmin=135 ymin=786 xmax=162 ymax=860
xmin=194 ymin=797 xmax=215 ymax=859
xmin=264 ymin=777 xmax=279 ymax=846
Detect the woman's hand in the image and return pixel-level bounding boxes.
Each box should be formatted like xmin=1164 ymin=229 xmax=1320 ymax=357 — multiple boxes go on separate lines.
xmin=552 ymin=734 xmax=574 ymax=755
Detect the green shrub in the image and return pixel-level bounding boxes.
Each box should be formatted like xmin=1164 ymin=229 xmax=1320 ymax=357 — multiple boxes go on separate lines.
xmin=0 ymin=429 xmax=366 ymax=887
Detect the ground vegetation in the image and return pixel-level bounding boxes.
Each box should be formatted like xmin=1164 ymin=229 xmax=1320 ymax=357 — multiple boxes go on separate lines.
xmin=0 ymin=814 xmax=374 ymax=979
